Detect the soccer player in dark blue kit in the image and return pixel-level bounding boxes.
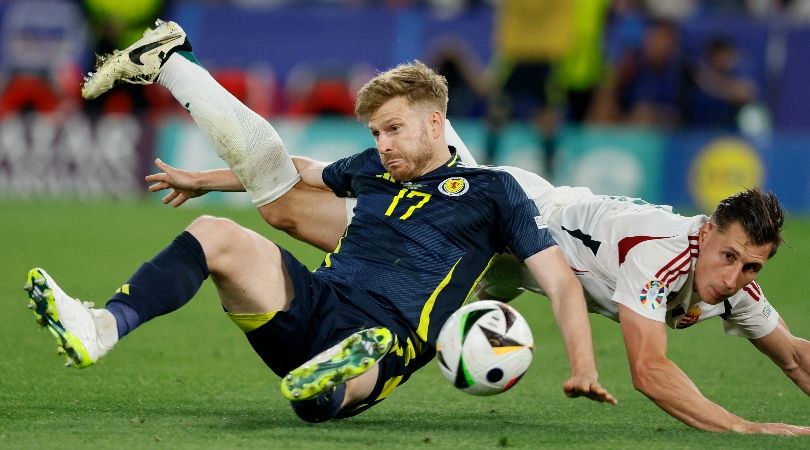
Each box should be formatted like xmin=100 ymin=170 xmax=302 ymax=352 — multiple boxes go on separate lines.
xmin=24 ymin=20 xmax=615 ymax=422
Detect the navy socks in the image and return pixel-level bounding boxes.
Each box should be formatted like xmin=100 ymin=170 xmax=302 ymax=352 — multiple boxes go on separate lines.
xmin=106 ymin=231 xmax=209 ymax=338
xmin=290 ymin=384 xmax=347 ymax=423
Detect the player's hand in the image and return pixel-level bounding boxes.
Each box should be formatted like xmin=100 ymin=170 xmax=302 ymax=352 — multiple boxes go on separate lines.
xmin=145 ymin=158 xmax=207 ymax=207
xmin=563 ymin=376 xmax=618 ymax=405
xmin=734 ymin=421 xmax=810 ymax=436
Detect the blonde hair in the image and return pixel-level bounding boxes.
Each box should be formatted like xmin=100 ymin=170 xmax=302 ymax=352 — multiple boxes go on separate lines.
xmin=355 ymin=61 xmax=448 ymax=120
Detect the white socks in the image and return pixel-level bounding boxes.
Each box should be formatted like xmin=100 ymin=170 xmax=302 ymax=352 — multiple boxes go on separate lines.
xmin=157 ymin=54 xmax=299 ymax=206
xmin=93 ymin=308 xmax=120 ymax=357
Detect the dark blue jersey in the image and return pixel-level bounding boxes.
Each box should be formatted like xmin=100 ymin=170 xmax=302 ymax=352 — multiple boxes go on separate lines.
xmin=317 ymin=147 xmax=555 ymax=345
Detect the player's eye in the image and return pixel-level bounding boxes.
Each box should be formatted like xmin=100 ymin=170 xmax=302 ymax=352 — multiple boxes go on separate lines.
xmin=743 ymin=263 xmax=760 ymax=273
xmin=724 ymin=252 xmax=736 ymax=263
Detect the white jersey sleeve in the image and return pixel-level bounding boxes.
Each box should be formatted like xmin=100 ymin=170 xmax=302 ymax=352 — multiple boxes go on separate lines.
xmin=613 ymin=237 xmax=692 ymax=323
xmin=721 ymin=281 xmax=780 ymax=339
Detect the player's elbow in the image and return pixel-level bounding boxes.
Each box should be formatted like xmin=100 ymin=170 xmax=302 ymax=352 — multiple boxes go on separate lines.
xmin=629 ymin=360 xmax=665 ymax=398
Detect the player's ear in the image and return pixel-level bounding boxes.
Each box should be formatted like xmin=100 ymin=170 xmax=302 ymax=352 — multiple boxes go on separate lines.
xmin=430 ymin=111 xmax=443 ymax=139
xmin=699 ymin=222 xmax=714 ymax=244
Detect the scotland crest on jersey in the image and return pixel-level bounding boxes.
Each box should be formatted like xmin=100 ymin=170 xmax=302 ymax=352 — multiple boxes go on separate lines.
xmin=439 ymin=177 xmax=469 ymax=196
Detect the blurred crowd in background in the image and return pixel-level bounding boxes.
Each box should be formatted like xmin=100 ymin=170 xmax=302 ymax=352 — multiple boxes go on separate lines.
xmin=3 ymin=0 xmax=810 ymax=176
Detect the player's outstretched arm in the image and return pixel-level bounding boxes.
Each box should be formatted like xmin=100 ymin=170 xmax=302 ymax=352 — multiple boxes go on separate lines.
xmin=525 ymin=246 xmax=617 ymax=405
xmin=751 ymin=318 xmax=810 ymax=395
xmin=145 ymin=156 xmax=348 ymax=251
xmin=619 ymin=305 xmax=810 ymax=435
xmin=145 ymin=158 xmax=243 ymax=207
xmin=145 ymin=156 xmax=333 ymax=207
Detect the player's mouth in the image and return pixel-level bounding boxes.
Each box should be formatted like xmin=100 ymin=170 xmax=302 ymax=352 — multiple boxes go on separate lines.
xmin=706 ymin=286 xmax=727 ymax=303
xmin=384 ymin=158 xmax=405 ymax=171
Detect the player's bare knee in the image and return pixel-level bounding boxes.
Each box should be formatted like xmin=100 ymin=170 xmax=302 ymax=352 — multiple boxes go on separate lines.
xmin=186 ymin=215 xmax=247 ymax=270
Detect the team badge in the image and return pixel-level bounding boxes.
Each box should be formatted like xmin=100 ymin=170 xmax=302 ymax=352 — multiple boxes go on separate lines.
xmin=762 ymin=299 xmax=773 ymax=319
xmin=640 ymin=280 xmax=667 ymax=310
xmin=675 ymin=304 xmax=701 ymax=329
xmin=439 ymin=177 xmax=469 ymax=196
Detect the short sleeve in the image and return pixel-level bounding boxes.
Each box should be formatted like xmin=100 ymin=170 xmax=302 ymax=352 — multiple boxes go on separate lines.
xmin=722 ymin=285 xmax=780 ymax=339
xmin=321 ymin=148 xmax=377 ymax=198
xmin=612 ymin=240 xmax=676 ymax=323
xmin=491 ymin=171 xmax=556 ymax=261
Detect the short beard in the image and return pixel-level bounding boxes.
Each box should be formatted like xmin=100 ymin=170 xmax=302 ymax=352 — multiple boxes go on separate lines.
xmin=398 ymin=126 xmax=435 ymax=181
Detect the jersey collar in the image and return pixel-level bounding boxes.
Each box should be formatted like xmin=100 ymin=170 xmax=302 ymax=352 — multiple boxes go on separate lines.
xmin=445 ymin=145 xmax=459 ymax=167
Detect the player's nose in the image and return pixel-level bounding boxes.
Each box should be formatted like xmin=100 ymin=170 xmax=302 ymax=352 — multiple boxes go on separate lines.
xmin=721 ymin=268 xmax=740 ymax=292
xmin=377 ymin=133 xmax=394 ymax=152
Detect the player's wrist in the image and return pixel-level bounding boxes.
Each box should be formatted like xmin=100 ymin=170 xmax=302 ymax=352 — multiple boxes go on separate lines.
xmin=729 ymin=419 xmax=755 ymax=433
xmin=192 ymin=171 xmax=214 ymax=192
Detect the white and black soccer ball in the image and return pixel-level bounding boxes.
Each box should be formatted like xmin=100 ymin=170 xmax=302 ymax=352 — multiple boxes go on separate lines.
xmin=436 ymin=300 xmax=533 ymax=396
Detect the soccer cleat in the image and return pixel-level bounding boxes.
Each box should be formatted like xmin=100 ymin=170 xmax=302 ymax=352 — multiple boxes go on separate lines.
xmin=81 ymin=19 xmax=191 ymax=99
xmin=281 ymin=327 xmax=394 ymax=401
xmin=24 ymin=268 xmax=118 ymax=368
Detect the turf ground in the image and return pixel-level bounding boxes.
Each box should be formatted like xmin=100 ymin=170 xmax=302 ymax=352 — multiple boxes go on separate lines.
xmin=1 ymin=198 xmax=808 ymax=449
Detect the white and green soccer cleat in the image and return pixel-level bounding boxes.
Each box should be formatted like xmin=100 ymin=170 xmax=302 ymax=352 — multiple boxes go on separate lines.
xmin=281 ymin=327 xmax=394 ymax=401
xmin=24 ymin=268 xmax=118 ymax=368
xmin=81 ymin=19 xmax=191 ymax=100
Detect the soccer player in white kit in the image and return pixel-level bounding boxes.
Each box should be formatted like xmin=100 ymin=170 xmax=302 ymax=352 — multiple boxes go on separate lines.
xmin=479 ymin=167 xmax=778 ymax=336
xmin=477 ymin=169 xmax=810 ymax=434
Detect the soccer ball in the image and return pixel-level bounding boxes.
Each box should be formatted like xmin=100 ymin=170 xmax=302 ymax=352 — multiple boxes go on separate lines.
xmin=436 ymin=300 xmax=533 ymax=396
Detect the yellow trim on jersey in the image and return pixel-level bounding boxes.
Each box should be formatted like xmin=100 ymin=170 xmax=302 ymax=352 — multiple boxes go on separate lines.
xmin=227 ymin=311 xmax=277 ymax=333
xmin=446 ymin=152 xmax=458 ymax=167
xmin=323 ymin=232 xmax=347 ymax=268
xmin=375 ymin=375 xmax=404 ymax=401
xmin=462 ymin=255 xmax=497 ymax=305
xmin=416 ymin=257 xmax=462 ymax=341
xmin=114 ymin=284 xmax=130 ymax=295
xmin=390 ymin=336 xmax=417 ymax=366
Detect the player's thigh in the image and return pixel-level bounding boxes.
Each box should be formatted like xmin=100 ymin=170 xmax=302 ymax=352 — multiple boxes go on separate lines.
xmin=186 ymin=215 xmax=292 ymax=313
xmin=258 ymin=181 xmax=348 ymax=252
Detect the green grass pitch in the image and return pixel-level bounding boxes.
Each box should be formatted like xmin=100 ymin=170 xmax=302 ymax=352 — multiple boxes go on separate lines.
xmin=0 ymin=198 xmax=808 ymax=449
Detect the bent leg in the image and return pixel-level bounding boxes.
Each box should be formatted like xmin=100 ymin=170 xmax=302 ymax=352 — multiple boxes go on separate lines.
xmin=158 ymin=52 xmax=299 ymax=206
xmin=186 ymin=215 xmax=294 ymax=313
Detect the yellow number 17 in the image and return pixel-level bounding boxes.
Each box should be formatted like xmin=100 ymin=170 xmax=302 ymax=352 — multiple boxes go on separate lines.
xmin=385 ymin=189 xmax=432 ymax=220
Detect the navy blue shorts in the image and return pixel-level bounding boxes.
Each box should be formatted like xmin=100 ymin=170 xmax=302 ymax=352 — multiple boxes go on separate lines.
xmin=245 ymin=246 xmax=434 ymax=417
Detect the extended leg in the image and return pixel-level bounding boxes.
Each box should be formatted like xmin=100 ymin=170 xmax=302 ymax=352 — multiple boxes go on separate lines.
xmin=83 ymin=20 xmax=299 ymax=207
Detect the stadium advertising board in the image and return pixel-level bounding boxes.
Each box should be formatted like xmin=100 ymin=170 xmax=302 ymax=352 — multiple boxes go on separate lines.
xmin=0 ymin=114 xmax=147 ymax=199
xmin=662 ymin=131 xmax=810 ymax=213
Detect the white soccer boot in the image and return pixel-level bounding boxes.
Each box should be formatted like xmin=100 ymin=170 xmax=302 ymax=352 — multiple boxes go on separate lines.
xmin=24 ymin=268 xmax=118 ymax=368
xmin=82 ymin=19 xmax=191 ymax=100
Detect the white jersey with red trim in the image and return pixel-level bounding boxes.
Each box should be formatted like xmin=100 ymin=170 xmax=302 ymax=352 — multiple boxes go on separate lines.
xmin=480 ymin=167 xmax=780 ymax=339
